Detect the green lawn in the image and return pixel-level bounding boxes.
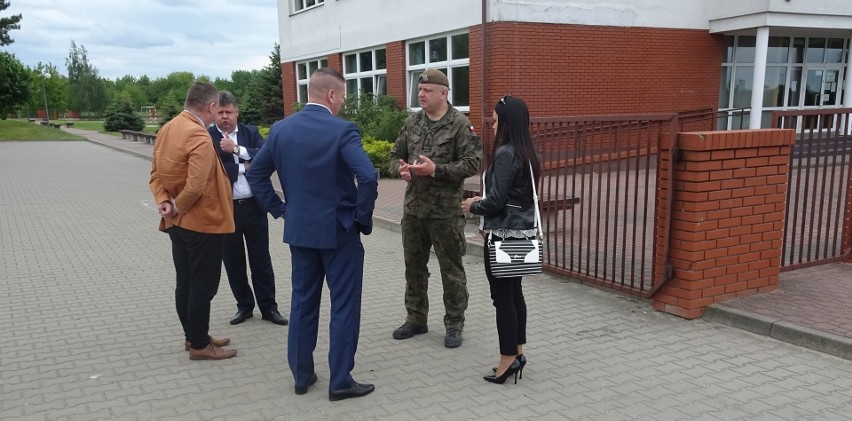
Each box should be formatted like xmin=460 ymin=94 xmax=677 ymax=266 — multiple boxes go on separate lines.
xmin=69 ymin=120 xmax=159 ymax=135
xmin=0 ymin=120 xmax=82 ymax=141
xmin=69 ymin=120 xmax=106 ymax=131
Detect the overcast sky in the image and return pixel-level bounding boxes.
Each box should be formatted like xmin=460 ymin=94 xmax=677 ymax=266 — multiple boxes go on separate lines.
xmin=3 ymin=0 xmax=280 ymax=81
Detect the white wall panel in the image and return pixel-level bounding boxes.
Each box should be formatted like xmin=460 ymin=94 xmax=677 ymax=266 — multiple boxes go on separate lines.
xmin=279 ymin=0 xmax=480 ymax=62
xmin=490 ymin=0 xmax=710 ymax=29
xmin=278 ymin=0 xmax=852 ymax=62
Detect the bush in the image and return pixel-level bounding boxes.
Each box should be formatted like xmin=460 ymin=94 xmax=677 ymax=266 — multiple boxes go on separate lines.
xmin=103 ymin=102 xmax=144 ymax=132
xmin=340 ymin=94 xmax=407 ymax=142
xmin=362 ymin=135 xmax=396 ymax=178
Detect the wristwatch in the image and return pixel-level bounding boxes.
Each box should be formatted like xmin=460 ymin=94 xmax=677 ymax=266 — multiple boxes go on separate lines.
xmin=233 ymin=145 xmax=241 ymax=155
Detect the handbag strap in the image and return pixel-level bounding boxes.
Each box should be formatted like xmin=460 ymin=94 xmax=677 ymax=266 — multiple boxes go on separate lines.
xmin=529 ymin=162 xmax=543 ymax=240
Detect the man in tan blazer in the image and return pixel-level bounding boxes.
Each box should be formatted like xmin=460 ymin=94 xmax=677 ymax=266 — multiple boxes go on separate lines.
xmin=149 ymin=81 xmax=237 ymax=360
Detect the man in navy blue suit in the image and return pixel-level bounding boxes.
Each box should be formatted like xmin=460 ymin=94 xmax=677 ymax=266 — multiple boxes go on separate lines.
xmin=247 ymin=68 xmax=378 ymax=402
xmin=209 ymin=91 xmax=287 ymax=327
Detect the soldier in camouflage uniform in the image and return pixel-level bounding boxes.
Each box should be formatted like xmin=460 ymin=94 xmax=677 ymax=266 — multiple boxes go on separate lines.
xmin=389 ymin=68 xmax=483 ymax=348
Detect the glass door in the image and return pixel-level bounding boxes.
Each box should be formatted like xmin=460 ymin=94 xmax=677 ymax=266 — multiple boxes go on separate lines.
xmin=804 ymin=69 xmax=840 ymax=107
xmin=801 ymin=69 xmax=843 ymax=130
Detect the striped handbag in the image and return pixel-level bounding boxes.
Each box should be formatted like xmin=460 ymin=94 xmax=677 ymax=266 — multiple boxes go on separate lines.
xmin=487 ymin=163 xmax=543 ymax=278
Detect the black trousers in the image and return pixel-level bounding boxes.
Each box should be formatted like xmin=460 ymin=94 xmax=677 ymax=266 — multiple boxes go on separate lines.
xmin=168 ymin=226 xmax=224 ymax=350
xmin=483 ymin=236 xmax=527 ymax=356
xmin=223 ymin=198 xmax=277 ymax=313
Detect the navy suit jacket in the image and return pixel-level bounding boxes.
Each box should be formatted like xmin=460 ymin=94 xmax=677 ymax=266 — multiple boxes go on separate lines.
xmin=246 ymin=104 xmax=378 ymax=249
xmin=208 ymin=123 xmax=265 ymax=185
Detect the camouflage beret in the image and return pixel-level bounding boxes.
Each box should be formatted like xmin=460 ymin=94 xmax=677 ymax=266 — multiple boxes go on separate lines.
xmin=418 ymin=68 xmax=450 ymax=88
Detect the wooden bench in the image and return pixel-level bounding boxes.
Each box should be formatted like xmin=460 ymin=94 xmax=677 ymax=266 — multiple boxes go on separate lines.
xmin=28 ymin=118 xmax=36 ymax=123
xmin=540 ymin=196 xmax=581 ymax=211
xmin=119 ymin=129 xmax=157 ymax=145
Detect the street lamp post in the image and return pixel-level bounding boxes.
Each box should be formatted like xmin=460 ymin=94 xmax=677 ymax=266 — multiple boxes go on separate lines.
xmin=41 ymin=72 xmax=51 ymax=126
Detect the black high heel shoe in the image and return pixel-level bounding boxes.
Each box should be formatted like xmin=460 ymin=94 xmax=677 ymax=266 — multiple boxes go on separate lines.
xmin=516 ymin=354 xmax=526 ymax=380
xmin=492 ymin=354 xmax=527 ymax=379
xmin=484 ymin=359 xmax=521 ymax=384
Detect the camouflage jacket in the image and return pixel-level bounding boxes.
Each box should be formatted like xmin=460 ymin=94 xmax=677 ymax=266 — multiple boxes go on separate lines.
xmin=389 ymin=104 xmax=483 ymax=219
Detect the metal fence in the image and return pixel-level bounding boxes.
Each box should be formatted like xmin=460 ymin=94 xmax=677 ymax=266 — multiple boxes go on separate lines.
xmin=771 ymin=108 xmax=852 ymax=270
xmin=482 ymin=114 xmax=677 ymax=297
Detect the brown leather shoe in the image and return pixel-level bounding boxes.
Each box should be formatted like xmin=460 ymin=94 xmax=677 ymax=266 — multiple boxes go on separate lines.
xmin=189 ymin=344 xmax=237 ymax=360
xmin=184 ymin=336 xmax=231 ymax=351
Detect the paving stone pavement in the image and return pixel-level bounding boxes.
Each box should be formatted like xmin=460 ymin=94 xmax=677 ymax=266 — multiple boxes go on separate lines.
xmin=3 ymin=140 xmax=852 ymax=421
xmin=66 ymin=127 xmax=852 ymax=361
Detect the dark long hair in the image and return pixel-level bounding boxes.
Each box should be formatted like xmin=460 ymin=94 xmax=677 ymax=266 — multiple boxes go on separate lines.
xmin=493 ymin=95 xmax=541 ymax=185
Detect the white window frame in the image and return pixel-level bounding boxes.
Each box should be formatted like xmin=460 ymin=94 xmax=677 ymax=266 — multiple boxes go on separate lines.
xmin=343 ymin=47 xmax=388 ymax=98
xmin=293 ymin=0 xmax=324 ymax=14
xmin=295 ymin=58 xmax=328 ymax=103
xmin=720 ymin=35 xmax=849 ymax=130
xmin=406 ymin=31 xmax=470 ymax=112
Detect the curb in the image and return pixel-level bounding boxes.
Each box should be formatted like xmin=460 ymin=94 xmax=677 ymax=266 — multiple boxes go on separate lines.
xmin=373 ymin=216 xmax=485 ymax=257
xmin=703 ymin=304 xmax=852 ymax=361
xmin=83 ymin=136 xmax=153 ymax=162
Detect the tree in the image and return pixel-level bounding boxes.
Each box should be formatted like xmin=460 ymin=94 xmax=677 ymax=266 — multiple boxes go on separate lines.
xmin=25 ymin=62 xmax=67 ymax=119
xmin=104 ymin=101 xmax=144 ymax=131
xmin=149 ymin=71 xmax=195 ymax=115
xmin=66 ymin=40 xmax=108 ymax=116
xmin=0 ymin=0 xmax=22 ymax=46
xmin=0 ymin=51 xmax=30 ymax=118
xmin=220 ymin=69 xmax=262 ymax=125
xmin=246 ymin=43 xmax=283 ymax=125
xmin=156 ymin=96 xmax=181 ymax=129
xmin=107 ymin=75 xmax=148 ymax=109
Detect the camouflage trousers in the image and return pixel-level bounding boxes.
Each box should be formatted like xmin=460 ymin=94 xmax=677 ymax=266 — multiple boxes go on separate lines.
xmin=401 ymin=214 xmax=469 ymax=331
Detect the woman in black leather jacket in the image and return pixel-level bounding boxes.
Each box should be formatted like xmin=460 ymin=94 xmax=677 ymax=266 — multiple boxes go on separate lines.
xmin=461 ymin=96 xmax=541 ymax=384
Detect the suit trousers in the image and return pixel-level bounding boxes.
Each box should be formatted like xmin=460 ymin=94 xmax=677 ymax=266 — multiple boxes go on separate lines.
xmin=483 ymin=236 xmax=527 ymax=356
xmin=168 ymin=226 xmax=225 ymax=350
xmin=223 ymin=198 xmax=277 ymax=313
xmin=288 ymin=224 xmax=364 ymax=391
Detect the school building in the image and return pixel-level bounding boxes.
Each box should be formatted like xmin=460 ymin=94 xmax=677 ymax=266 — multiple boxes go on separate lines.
xmin=276 ymin=0 xmax=852 ymax=135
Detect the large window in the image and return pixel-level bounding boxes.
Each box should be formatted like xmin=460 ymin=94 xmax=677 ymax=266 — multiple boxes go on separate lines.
xmin=294 ymin=0 xmax=323 ymax=13
xmin=720 ymin=35 xmax=849 ymax=129
xmin=406 ymin=32 xmax=470 ymax=110
xmin=295 ymin=58 xmax=328 ymax=103
xmin=343 ymin=48 xmax=387 ymax=97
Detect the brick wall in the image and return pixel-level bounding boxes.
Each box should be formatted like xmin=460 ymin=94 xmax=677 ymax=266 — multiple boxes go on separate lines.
xmin=280 ymin=22 xmax=723 ymax=125
xmin=281 ymin=54 xmax=341 ymax=117
xmin=468 ymin=25 xmax=484 ymax=135
xmin=475 ymin=22 xmax=724 ymax=129
xmin=281 ymin=61 xmax=297 ymax=116
xmin=386 ymin=41 xmax=407 ymax=110
xmin=327 ymin=53 xmax=342 ymax=74
xmin=653 ymin=129 xmax=796 ymax=319
xmin=847 ymin=174 xmax=852 ymax=263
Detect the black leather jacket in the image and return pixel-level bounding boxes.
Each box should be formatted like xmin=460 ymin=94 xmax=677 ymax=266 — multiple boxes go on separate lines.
xmin=469 ymin=144 xmax=536 ymax=230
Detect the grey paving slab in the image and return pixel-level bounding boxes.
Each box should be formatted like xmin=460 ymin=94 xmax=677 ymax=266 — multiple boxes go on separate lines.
xmin=3 ymin=140 xmax=852 ymax=421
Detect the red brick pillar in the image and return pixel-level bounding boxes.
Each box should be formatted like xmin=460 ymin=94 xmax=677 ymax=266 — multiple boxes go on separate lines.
xmin=281 ymin=61 xmax=297 ymax=117
xmin=326 ymin=53 xmax=342 ymax=74
xmin=652 ymin=129 xmax=795 ymax=319
xmin=846 ymin=157 xmax=852 ymax=262
xmin=386 ymin=41 xmax=407 ymax=110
